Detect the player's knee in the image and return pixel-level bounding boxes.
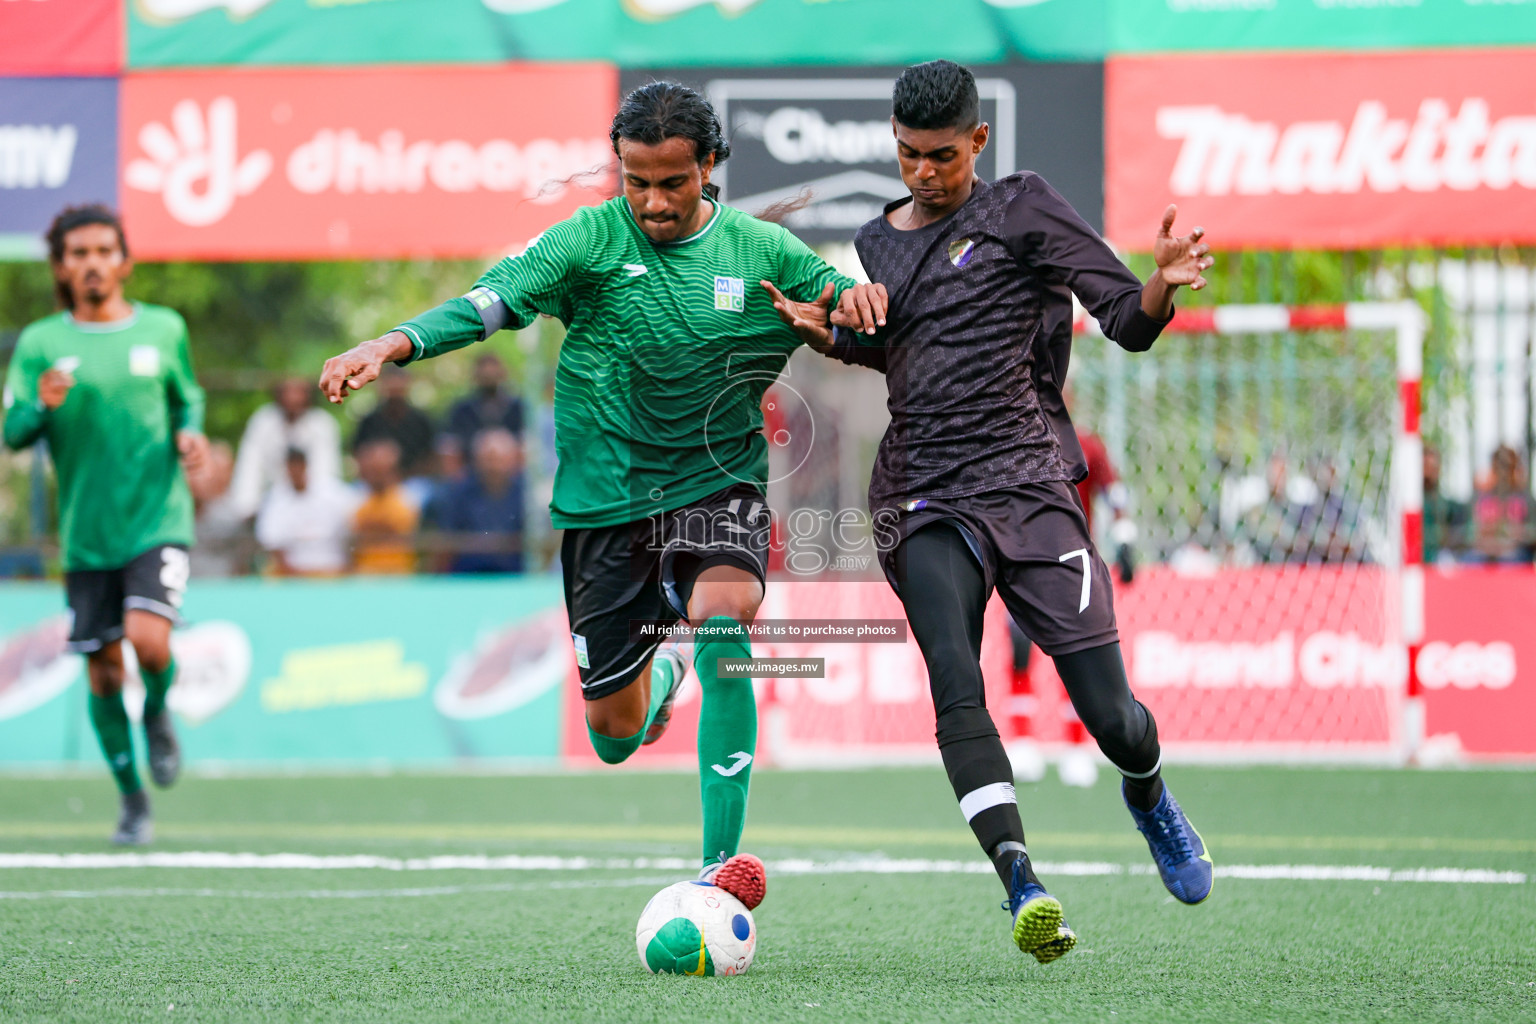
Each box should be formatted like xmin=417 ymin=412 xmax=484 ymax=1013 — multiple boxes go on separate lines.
xmin=1083 ymin=701 xmax=1146 ymax=757
xmin=86 ymin=653 xmax=125 ymax=696
xmin=689 ymin=603 xmax=756 ymax=632
xmin=129 ymin=635 xmax=172 ymax=674
xmin=124 ymin=617 xmax=171 ymax=672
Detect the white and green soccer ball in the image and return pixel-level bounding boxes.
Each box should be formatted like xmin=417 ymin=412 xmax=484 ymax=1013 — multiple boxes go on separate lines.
xmin=635 ymin=880 xmax=756 ymax=976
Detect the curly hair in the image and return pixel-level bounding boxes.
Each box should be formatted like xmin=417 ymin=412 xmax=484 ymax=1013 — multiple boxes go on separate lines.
xmin=45 ymin=204 xmax=129 ymax=310
xmin=610 ymin=81 xmax=731 ymax=199
xmin=892 ymin=60 xmax=980 ymax=132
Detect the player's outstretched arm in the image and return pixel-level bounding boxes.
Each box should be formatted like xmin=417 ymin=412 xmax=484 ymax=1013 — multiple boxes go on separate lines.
xmin=1142 ymin=204 xmax=1214 ymax=320
xmin=761 ymin=281 xmax=889 ymax=352
xmin=761 ymin=281 xmax=837 ymax=351
xmin=318 ymin=331 xmax=414 ymax=405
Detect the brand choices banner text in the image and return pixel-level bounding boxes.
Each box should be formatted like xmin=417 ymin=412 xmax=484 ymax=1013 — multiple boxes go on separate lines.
xmin=120 ymin=66 xmax=617 ymax=260
xmin=1107 ymin=51 xmax=1536 ymax=250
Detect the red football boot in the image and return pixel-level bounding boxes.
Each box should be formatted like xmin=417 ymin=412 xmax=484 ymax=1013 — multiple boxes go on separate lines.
xmin=701 ymin=853 xmax=766 ymax=910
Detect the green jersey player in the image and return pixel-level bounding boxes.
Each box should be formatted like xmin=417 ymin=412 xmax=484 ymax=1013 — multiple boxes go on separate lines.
xmin=3 ymin=205 xmax=208 ymax=844
xmin=320 ymin=83 xmax=879 ymax=913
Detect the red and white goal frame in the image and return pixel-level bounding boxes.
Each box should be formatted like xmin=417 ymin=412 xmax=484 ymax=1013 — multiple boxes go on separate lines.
xmin=1047 ymin=300 xmax=1429 ymax=764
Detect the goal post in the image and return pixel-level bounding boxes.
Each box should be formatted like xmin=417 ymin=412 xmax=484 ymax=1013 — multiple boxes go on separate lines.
xmin=1049 ymin=300 xmax=1428 ymax=765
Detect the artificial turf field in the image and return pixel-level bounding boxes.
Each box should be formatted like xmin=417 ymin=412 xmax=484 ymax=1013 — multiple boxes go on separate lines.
xmin=1 ymin=766 xmax=1533 ymax=1024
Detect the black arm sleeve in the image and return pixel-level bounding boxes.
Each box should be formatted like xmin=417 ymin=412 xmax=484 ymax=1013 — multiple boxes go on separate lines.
xmin=1004 ymin=173 xmax=1170 ymax=353
xmin=823 ymin=326 xmax=889 ymax=373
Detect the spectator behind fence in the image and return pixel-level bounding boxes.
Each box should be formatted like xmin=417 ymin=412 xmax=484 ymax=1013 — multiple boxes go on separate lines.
xmin=229 ymin=377 xmax=342 ymax=519
xmin=254 ymin=448 xmax=353 ymax=576
xmin=424 ymin=427 xmax=524 ymax=574
xmin=1289 ymin=457 xmax=1365 ymax=563
xmin=445 ymin=353 xmax=524 ymax=458
xmin=352 ymin=365 xmax=435 ymax=485
xmin=1423 ymin=444 xmax=1469 ymax=564
xmin=351 ymin=438 xmax=419 ymax=574
xmin=1472 ymin=445 xmax=1535 ymax=563
xmin=188 ymin=440 xmax=253 ymax=577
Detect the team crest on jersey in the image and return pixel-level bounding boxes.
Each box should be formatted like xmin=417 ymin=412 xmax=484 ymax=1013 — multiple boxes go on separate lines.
xmin=948 ymin=238 xmax=977 ymax=269
xmin=129 ymin=345 xmax=160 ymax=377
xmin=714 ymin=276 xmax=745 ymax=312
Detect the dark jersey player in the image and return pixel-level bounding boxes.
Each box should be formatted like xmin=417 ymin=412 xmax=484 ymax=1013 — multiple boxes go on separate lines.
xmin=768 ymin=61 xmax=1216 ymax=963
xmin=3 ymin=205 xmax=208 ymax=844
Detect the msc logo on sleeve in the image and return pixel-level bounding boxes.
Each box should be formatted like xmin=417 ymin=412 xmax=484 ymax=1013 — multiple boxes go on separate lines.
xmin=714 ymin=276 xmax=745 ymax=312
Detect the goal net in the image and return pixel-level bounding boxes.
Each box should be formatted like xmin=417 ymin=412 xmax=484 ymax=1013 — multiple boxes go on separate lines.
xmin=1014 ymin=302 xmax=1426 ymax=763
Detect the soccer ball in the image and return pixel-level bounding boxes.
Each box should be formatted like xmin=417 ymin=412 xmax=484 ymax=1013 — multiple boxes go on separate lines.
xmin=635 ymin=880 xmax=756 ymax=976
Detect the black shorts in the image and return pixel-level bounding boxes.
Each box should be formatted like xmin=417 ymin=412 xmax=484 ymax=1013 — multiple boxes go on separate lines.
xmin=64 ymin=544 xmax=190 ymax=654
xmin=561 ymin=483 xmax=769 ymax=700
xmin=878 ymin=481 xmax=1117 ymax=657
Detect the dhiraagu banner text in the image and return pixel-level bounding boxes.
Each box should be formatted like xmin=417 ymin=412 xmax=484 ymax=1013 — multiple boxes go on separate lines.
xmin=127 ymin=0 xmax=1106 ymax=68
xmin=0 ymin=577 xmax=570 ymax=767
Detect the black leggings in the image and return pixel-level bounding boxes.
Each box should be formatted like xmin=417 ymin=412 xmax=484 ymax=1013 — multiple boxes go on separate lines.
xmin=895 ymin=523 xmax=1158 ymax=774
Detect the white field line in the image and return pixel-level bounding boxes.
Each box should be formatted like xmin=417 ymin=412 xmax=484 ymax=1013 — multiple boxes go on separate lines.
xmin=0 ymin=877 xmax=680 ymax=901
xmin=0 ymin=852 xmax=1524 ymax=885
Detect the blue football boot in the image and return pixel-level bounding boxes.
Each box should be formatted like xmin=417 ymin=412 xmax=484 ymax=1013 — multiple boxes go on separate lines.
xmin=1124 ymin=782 xmax=1213 ymax=904
xmin=1003 ymin=858 xmax=1077 ymax=964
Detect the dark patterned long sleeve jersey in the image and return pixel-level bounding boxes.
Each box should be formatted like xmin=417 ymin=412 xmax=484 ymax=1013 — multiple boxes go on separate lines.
xmin=837 ymin=172 xmax=1170 ymax=515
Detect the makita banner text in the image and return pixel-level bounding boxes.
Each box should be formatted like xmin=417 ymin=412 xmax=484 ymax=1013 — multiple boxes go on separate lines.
xmin=1106 ymin=50 xmax=1536 ymax=250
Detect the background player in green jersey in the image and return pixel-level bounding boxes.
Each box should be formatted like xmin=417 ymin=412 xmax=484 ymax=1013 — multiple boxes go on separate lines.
xmin=319 ymin=83 xmax=879 ymax=913
xmin=2 ymin=205 xmax=208 ymax=845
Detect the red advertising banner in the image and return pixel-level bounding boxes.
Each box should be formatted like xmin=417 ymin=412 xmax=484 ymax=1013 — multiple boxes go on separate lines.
xmin=1106 ymin=51 xmax=1536 ymax=250
xmin=0 ymin=0 xmax=121 ymax=75
xmin=1419 ymin=567 xmax=1536 ymax=759
xmin=120 ymin=66 xmax=618 ymax=261
xmin=561 ymin=582 xmax=1013 ymax=768
xmin=1109 ymin=566 xmax=1402 ymax=755
xmin=1022 ymin=565 xmax=1534 ymax=760
xmin=560 ymin=568 xmax=1536 ymax=766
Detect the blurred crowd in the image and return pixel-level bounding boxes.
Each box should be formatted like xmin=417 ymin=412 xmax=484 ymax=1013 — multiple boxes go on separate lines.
xmin=187 ymin=352 xmax=530 ymax=578
xmin=1157 ymin=443 xmax=1536 ymax=571
xmin=1423 ymin=443 xmax=1536 ymax=565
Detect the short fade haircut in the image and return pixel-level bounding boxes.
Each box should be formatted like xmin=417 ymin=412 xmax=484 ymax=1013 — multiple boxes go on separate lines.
xmin=892 ymin=60 xmax=980 ymax=132
xmin=45 ymin=204 xmax=129 ymax=310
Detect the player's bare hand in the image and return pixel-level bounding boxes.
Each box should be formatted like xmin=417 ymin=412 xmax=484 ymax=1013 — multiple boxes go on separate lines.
xmin=831 ymin=282 xmax=888 ymax=336
xmin=318 ymin=333 xmax=409 ymax=404
xmin=177 ymin=430 xmax=210 ymax=475
xmin=37 ymin=369 xmax=73 ymax=409
xmin=1153 ymin=204 xmax=1214 ymax=291
xmin=760 ymin=280 xmax=835 ymax=351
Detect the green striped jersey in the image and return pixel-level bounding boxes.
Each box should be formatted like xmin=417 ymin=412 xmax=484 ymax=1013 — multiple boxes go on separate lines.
xmin=2 ymin=304 xmax=204 ymax=571
xmin=396 ymin=197 xmax=856 ymax=529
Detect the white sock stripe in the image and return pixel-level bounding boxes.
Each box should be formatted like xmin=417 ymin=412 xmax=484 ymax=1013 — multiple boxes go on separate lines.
xmin=1118 ymin=757 xmax=1162 ymax=780
xmin=958 ymin=782 xmax=1017 ymax=822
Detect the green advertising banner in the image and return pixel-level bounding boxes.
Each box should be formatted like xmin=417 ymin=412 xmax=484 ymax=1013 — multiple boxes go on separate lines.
xmin=1110 ymin=0 xmax=1536 ymax=54
xmin=126 ymin=0 xmax=1105 ymax=68
xmin=126 ymin=0 xmax=1536 ymax=68
xmin=0 ymin=577 xmax=569 ymax=768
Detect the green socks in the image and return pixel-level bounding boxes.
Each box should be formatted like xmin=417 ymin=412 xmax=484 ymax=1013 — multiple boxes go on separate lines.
xmin=88 ymin=692 xmax=141 ymax=795
xmin=141 ymin=656 xmax=176 ymax=719
xmin=586 ymin=654 xmax=677 ymax=765
xmin=694 ymin=616 xmax=756 ymax=867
